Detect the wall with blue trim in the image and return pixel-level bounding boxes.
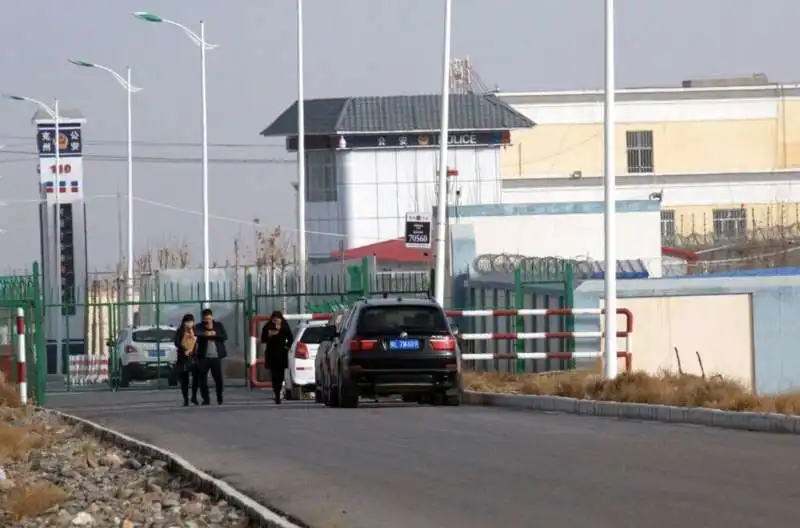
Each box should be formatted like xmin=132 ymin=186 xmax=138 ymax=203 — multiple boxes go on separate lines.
xmin=574 ymin=275 xmax=800 ymax=394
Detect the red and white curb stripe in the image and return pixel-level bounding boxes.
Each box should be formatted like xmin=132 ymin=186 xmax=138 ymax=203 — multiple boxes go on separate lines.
xmin=15 ymin=308 xmax=26 ymax=405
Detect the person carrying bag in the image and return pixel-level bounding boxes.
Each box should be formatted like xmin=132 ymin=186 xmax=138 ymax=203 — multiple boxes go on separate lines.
xmin=174 ymin=313 xmax=200 ymax=406
xmin=260 ymin=310 xmax=294 ymax=404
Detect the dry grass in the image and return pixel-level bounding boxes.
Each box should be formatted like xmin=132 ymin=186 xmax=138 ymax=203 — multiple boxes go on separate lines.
xmin=3 ymin=483 xmax=68 ymax=521
xmin=0 ymin=376 xmax=69 ymax=522
xmin=463 ymin=368 xmax=800 ymax=415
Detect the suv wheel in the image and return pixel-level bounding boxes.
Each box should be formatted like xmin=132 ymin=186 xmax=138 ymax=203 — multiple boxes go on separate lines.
xmin=326 ymin=371 xmax=340 ymax=407
xmin=119 ymin=362 xmax=131 ymax=388
xmin=338 ymin=364 xmax=359 ymax=409
xmin=444 ymin=392 xmax=462 ymax=406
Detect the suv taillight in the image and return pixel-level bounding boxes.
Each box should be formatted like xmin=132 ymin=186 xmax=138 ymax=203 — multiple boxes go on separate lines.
xmin=349 ymin=338 xmax=377 ymax=352
xmin=125 ymin=345 xmax=138 ymax=354
xmin=430 ymin=336 xmax=456 ymax=351
xmin=295 ymin=342 xmax=309 ymax=359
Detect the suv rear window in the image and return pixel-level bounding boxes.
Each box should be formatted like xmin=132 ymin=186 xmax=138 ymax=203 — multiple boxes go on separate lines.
xmin=132 ymin=328 xmax=176 ymax=343
xmin=300 ymin=325 xmax=327 ymax=344
xmin=356 ymin=305 xmax=450 ymax=336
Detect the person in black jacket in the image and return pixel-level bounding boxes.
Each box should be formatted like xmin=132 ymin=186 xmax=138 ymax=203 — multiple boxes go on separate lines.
xmin=174 ymin=313 xmax=199 ymax=406
xmin=195 ymin=308 xmax=228 ymax=405
xmin=260 ymin=310 xmax=294 ymax=404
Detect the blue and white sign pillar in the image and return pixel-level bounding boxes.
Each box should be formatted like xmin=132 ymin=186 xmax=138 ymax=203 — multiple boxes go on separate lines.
xmin=34 ymin=110 xmax=88 ymax=374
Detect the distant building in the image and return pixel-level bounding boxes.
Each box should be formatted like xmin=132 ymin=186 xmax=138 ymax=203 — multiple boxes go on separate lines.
xmin=498 ymin=75 xmax=800 ymax=245
xmin=260 ymin=94 xmax=534 ymax=261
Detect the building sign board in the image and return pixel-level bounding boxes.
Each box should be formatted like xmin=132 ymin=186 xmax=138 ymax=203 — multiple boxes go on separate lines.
xmin=404 ymin=212 xmax=432 ymax=249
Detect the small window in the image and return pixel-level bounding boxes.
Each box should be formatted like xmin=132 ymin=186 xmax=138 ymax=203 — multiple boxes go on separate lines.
xmin=712 ymin=208 xmax=747 ymax=239
xmin=661 ymin=209 xmax=676 ymax=244
xmin=356 ymin=305 xmax=450 ymax=336
xmin=625 ymin=130 xmax=654 ymax=174
xmin=132 ymin=328 xmax=176 ymax=343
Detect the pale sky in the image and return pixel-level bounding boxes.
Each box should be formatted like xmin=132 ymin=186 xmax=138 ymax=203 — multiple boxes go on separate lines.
xmin=1 ymin=0 xmax=797 ymax=273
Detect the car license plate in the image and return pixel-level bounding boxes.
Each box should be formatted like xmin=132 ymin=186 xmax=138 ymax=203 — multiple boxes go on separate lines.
xmin=147 ymin=349 xmax=165 ymax=358
xmin=389 ymin=339 xmax=419 ymax=350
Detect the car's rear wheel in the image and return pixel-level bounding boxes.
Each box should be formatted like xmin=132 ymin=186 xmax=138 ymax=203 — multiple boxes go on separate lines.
xmin=338 ymin=365 xmax=359 ymax=408
xmin=325 ymin=371 xmax=340 ymax=407
xmin=314 ymin=386 xmax=323 ymax=403
xmin=401 ymin=394 xmax=418 ymax=404
xmin=444 ymin=392 xmax=462 ymax=406
xmin=119 ymin=362 xmax=131 ymax=388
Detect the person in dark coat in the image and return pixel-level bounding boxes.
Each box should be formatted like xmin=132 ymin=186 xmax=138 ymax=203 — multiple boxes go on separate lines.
xmin=174 ymin=313 xmax=199 ymax=406
xmin=195 ymin=308 xmax=228 ymax=405
xmin=260 ymin=310 xmax=294 ymax=404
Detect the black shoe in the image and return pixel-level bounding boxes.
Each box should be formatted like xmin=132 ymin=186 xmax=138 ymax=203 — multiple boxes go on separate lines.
xmin=274 ymin=395 xmax=281 ymax=404
xmin=191 ymin=398 xmax=199 ymax=406
xmin=217 ymin=396 xmax=223 ymax=405
xmin=201 ymin=401 xmax=210 ymax=406
xmin=182 ymin=401 xmax=189 ymax=407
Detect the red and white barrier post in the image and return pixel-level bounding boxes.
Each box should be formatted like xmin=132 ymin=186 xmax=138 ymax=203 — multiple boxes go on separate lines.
xmin=15 ymin=307 xmax=26 ymax=405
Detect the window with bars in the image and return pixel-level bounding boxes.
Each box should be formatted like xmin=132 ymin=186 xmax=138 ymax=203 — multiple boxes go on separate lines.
xmin=625 ymin=130 xmax=654 ymax=173
xmin=712 ymin=208 xmax=747 ymax=239
xmin=661 ymin=209 xmax=676 ymax=244
xmin=305 ymin=150 xmax=338 ymax=202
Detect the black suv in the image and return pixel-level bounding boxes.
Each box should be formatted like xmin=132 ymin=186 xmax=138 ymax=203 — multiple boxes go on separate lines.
xmin=319 ymin=297 xmax=462 ymax=408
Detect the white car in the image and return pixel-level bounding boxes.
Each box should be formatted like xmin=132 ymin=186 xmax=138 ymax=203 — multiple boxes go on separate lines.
xmin=110 ymin=325 xmax=178 ymax=387
xmin=283 ymin=320 xmax=328 ymax=400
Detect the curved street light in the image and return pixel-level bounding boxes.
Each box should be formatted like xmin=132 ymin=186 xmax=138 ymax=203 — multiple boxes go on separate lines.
xmin=2 ymin=93 xmax=65 ymax=369
xmin=69 ymin=58 xmax=142 ymax=326
xmin=133 ymin=10 xmax=218 ymax=306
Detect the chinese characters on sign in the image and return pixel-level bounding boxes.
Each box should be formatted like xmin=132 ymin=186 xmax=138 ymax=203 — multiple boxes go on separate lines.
xmin=37 ymin=126 xmax=82 ymax=157
xmin=404 ymin=212 xmax=432 ymax=249
xmin=285 ymin=130 xmax=510 ymax=152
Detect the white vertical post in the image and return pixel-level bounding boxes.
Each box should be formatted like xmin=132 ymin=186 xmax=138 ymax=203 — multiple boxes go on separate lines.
xmin=433 ymin=0 xmax=453 ymax=305
xmin=126 ymin=67 xmax=135 ymax=326
xmin=200 ymin=20 xmax=211 ymax=307
xmin=54 ymin=98 xmax=64 ymax=378
xmin=15 ymin=307 xmax=27 ymax=405
xmin=603 ymin=0 xmax=618 ymax=379
xmin=296 ymin=0 xmax=307 ymax=297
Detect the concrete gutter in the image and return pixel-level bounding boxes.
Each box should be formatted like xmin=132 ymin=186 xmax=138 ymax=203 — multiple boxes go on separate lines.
xmin=462 ymin=391 xmax=800 ymax=434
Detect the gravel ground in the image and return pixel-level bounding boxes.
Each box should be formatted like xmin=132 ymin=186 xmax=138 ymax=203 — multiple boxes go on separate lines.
xmin=0 ymin=408 xmax=250 ymax=527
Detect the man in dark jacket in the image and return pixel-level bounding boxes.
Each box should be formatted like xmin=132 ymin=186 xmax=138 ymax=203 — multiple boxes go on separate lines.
xmin=195 ymin=308 xmax=228 ymax=405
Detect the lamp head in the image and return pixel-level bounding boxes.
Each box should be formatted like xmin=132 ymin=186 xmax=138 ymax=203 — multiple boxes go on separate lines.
xmin=132 ymin=11 xmax=163 ymax=22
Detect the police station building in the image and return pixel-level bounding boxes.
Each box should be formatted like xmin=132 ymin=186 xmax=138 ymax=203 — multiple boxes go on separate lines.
xmin=261 ymin=94 xmax=535 ymax=261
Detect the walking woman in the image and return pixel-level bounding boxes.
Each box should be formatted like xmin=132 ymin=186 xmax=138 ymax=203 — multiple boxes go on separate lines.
xmin=260 ymin=310 xmax=294 ymax=404
xmin=174 ymin=313 xmax=199 ymax=406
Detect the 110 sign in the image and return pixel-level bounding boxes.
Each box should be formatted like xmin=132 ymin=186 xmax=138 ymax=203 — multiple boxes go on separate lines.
xmin=47 ymin=164 xmax=72 ymax=174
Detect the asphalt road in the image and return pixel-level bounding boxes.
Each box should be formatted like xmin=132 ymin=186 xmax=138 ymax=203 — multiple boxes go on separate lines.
xmin=49 ymin=388 xmax=800 ymax=528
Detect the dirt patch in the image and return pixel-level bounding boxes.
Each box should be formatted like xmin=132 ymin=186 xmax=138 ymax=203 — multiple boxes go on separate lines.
xmin=463 ymin=369 xmax=800 ymax=415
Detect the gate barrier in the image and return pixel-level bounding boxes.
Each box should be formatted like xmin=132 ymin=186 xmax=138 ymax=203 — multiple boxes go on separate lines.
xmin=15 ymin=308 xmax=27 ymax=404
xmin=247 ymin=308 xmax=633 ymax=387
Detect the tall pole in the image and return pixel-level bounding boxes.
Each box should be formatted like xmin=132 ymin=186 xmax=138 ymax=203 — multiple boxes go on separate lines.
xmin=296 ymin=0 xmax=307 ymax=296
xmin=125 ymin=67 xmax=134 ymax=326
xmin=603 ymin=0 xmax=618 ymax=379
xmin=53 ymin=98 xmax=63 ymax=375
xmin=200 ymin=20 xmax=211 ymax=306
xmin=433 ymin=0 xmax=453 ymax=305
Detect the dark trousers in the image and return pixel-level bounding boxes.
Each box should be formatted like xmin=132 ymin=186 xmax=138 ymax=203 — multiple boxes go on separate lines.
xmin=179 ymin=364 xmax=198 ymax=404
xmin=270 ymin=368 xmax=285 ymax=400
xmin=198 ymin=357 xmax=223 ymax=403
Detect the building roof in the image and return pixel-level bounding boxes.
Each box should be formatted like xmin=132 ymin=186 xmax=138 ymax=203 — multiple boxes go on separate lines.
xmin=330 ymin=238 xmax=434 ymax=264
xmin=32 ymin=108 xmax=85 ymax=124
xmin=260 ymin=94 xmax=535 ymax=137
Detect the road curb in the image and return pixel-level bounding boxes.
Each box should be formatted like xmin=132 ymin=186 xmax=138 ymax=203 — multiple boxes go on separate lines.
xmin=45 ymin=408 xmax=307 ymax=528
xmin=462 ymin=391 xmax=800 ymax=434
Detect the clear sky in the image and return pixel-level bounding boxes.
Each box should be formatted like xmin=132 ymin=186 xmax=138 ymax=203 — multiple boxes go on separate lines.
xmin=0 ymin=0 xmax=797 ymax=273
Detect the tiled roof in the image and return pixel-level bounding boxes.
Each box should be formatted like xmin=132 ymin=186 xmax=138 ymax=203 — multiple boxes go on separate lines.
xmin=330 ymin=238 xmax=434 ymax=264
xmin=260 ymin=94 xmax=535 ymax=136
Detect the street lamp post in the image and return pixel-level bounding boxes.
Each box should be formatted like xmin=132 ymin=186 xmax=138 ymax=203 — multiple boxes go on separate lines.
xmin=433 ymin=0 xmax=453 ymax=305
xmin=603 ymin=0 xmax=618 ymax=380
xmin=133 ymin=11 xmax=218 ymax=306
xmin=68 ymin=59 xmax=142 ymax=327
xmin=296 ymin=0 xmax=307 ymax=298
xmin=2 ymin=94 xmax=64 ymax=373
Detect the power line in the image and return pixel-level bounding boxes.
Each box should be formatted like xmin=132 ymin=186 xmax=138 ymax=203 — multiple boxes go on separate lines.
xmin=0 ymin=134 xmax=283 ymax=149
xmin=0 ymin=149 xmax=294 ymax=164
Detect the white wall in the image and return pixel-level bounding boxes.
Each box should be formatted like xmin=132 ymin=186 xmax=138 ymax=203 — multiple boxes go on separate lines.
xmin=307 ymin=147 xmax=503 ymax=258
xmin=506 ymin=97 xmax=786 ymax=126
xmin=455 ymin=208 xmax=662 ymax=277
xmin=503 ymin=178 xmax=800 ymax=207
